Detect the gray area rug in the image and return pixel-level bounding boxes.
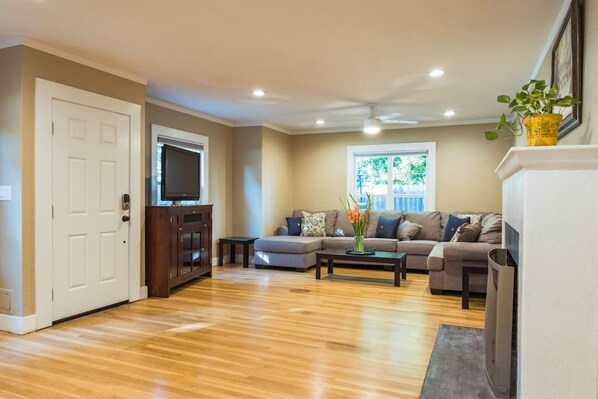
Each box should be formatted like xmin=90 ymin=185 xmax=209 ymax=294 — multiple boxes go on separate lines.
xmin=420 ymin=324 xmax=495 ymax=399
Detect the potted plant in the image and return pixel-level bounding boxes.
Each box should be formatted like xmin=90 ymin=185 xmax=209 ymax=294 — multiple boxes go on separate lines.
xmin=340 ymin=193 xmax=372 ymax=253
xmin=485 ymin=79 xmax=580 ymax=146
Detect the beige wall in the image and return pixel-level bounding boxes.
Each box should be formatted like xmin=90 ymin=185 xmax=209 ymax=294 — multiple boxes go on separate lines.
xmin=516 ymin=0 xmax=598 ymax=146
xmin=145 ymin=102 xmax=234 ymax=256
xmin=290 ymin=124 xmax=511 ymax=213
xmin=262 ymin=127 xmax=292 ymax=235
xmin=0 ymin=46 xmax=24 ymax=317
xmin=232 ymin=126 xmax=263 ymax=237
xmin=8 ymin=45 xmax=147 ymax=317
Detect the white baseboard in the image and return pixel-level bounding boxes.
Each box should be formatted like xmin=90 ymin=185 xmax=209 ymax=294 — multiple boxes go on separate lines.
xmin=138 ymin=286 xmax=148 ymax=300
xmin=0 ymin=313 xmax=37 ymax=335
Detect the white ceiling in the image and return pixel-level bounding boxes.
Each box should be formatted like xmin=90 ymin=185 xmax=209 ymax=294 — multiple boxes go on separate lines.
xmin=0 ymin=0 xmax=566 ymax=133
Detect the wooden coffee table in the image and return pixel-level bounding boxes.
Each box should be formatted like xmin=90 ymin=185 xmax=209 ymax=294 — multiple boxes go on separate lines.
xmin=315 ymin=249 xmax=407 ymax=287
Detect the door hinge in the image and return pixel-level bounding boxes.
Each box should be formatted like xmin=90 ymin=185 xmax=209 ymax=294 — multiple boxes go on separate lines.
xmin=51 ymin=289 xmax=54 ymax=301
xmin=52 ymin=206 xmax=54 ymax=219
xmin=51 ymin=122 xmax=55 ymax=135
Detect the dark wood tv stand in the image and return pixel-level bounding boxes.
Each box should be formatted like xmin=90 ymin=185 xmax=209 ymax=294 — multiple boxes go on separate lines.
xmin=145 ymin=205 xmax=213 ymax=297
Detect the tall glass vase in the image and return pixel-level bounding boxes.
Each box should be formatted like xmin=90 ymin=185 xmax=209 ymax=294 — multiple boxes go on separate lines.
xmin=353 ymin=235 xmax=364 ymax=253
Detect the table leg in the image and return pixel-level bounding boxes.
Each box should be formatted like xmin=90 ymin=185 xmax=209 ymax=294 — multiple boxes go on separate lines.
xmin=327 ymin=259 xmax=333 ymax=274
xmin=316 ymin=255 xmax=321 ymax=280
xmin=218 ymin=241 xmax=223 ymax=266
xmin=402 ymin=257 xmax=407 ymax=280
xmin=462 ymin=268 xmax=470 ymax=309
xmin=394 ymin=261 xmax=400 ymax=287
xmin=243 ymin=244 xmax=249 ymax=268
xmin=230 ymin=244 xmax=236 ymax=264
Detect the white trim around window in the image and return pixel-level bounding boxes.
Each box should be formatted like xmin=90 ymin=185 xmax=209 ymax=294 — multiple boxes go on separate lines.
xmin=150 ymin=124 xmax=209 ymax=205
xmin=346 ymin=142 xmax=436 ymax=211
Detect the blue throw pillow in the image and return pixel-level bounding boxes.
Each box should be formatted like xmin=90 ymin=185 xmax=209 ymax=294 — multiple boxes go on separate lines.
xmin=444 ymin=214 xmax=471 ymax=241
xmin=375 ymin=216 xmax=402 ymax=239
xmin=286 ymin=217 xmax=302 ymax=236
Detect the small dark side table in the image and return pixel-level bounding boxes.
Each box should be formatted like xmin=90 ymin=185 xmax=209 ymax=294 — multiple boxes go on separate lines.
xmin=461 ymin=262 xmax=489 ymax=309
xmin=218 ymin=237 xmax=258 ymax=268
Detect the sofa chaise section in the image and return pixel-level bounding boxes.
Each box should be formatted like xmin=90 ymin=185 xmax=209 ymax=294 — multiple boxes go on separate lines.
xmin=254 ymin=236 xmax=322 ymax=271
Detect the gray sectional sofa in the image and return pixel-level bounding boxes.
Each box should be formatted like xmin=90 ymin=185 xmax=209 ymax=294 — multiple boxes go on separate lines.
xmin=254 ymin=209 xmax=502 ymax=294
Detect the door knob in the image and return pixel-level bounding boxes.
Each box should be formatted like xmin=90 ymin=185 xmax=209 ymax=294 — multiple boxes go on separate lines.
xmin=122 ymin=215 xmax=131 ymax=222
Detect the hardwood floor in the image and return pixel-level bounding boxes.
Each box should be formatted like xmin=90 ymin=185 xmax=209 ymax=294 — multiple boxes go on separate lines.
xmin=0 ymin=265 xmax=485 ymax=399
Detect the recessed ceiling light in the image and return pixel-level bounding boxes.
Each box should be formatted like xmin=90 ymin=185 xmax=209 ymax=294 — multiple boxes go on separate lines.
xmin=429 ymin=69 xmax=445 ymax=78
xmin=444 ymin=110 xmax=456 ymax=117
xmin=252 ymin=89 xmax=265 ymax=97
xmin=316 ymin=119 xmax=325 ymax=125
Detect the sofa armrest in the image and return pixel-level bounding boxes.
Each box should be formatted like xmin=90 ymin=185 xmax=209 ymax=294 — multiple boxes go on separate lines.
xmin=275 ymin=226 xmax=289 ymax=236
xmin=442 ymin=242 xmax=501 ymax=262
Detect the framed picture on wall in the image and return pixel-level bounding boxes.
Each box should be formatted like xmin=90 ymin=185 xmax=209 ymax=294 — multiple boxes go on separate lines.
xmin=551 ymin=0 xmax=583 ymax=138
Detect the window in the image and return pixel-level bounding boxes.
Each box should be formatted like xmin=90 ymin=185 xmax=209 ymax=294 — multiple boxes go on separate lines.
xmin=347 ymin=143 xmax=435 ymax=212
xmin=151 ymin=124 xmax=209 ymax=205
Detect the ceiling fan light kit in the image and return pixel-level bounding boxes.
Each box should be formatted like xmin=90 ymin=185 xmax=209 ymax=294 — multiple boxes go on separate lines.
xmin=363 ymin=117 xmax=382 ymax=134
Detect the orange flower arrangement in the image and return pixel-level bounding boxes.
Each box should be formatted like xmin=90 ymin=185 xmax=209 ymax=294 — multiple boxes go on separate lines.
xmin=340 ymin=193 xmax=373 ymax=244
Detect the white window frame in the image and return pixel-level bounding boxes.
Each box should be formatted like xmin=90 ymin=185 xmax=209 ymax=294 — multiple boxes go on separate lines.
xmin=346 ymin=142 xmax=436 ymax=211
xmin=151 ymin=124 xmax=209 ymax=205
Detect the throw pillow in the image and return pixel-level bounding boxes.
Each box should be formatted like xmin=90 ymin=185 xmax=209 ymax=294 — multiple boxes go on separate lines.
xmin=375 ymin=216 xmax=402 ymax=239
xmin=286 ymin=217 xmax=302 ymax=236
xmin=444 ymin=214 xmax=471 ymax=241
xmin=397 ymin=221 xmax=423 ymax=241
xmin=478 ymin=213 xmax=502 ymax=244
xmin=457 ymin=213 xmax=482 ymax=226
xmin=451 ymin=222 xmax=482 ymax=242
xmin=300 ymin=211 xmax=326 ymax=237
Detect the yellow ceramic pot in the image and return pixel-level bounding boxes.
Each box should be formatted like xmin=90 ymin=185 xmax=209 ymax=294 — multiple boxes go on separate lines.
xmin=524 ymin=114 xmax=563 ymax=146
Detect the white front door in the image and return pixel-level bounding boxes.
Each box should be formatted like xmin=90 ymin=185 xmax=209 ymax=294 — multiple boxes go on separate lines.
xmin=52 ymin=99 xmax=130 ymax=321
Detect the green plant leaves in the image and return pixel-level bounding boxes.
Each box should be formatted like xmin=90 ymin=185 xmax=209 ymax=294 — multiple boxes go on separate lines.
xmin=485 ymin=130 xmax=499 ymax=141
xmin=497 ymin=95 xmax=511 ymax=103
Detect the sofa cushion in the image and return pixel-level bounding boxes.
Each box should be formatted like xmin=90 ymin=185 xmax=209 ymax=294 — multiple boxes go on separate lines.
xmin=397 ymin=221 xmax=422 ymax=240
xmin=292 ymin=209 xmax=338 ymax=237
xmin=443 ymin=241 xmax=501 ymax=262
xmin=396 ymin=240 xmax=438 ymax=256
xmin=406 ymin=211 xmax=442 ymax=241
xmin=254 ymin=236 xmax=322 ymax=254
xmin=322 ymin=237 xmax=398 ymax=252
xmin=444 ymin=214 xmax=470 ymax=241
xmin=478 ymin=213 xmax=502 ymax=244
xmin=334 ymin=211 xmax=355 ymax=237
xmin=441 ymin=211 xmax=491 ymax=238
xmin=375 ymin=216 xmax=402 ymax=239
xmin=427 ymin=242 xmax=446 ymax=271
xmin=365 ymin=211 xmax=404 ymax=238
xmin=300 ymin=211 xmax=326 ymax=237
xmin=286 ymin=217 xmax=302 ymax=236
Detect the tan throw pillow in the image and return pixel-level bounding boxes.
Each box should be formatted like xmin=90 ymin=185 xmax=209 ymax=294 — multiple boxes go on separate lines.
xmin=397 ymin=221 xmax=423 ymax=241
xmin=451 ymin=222 xmax=482 ymax=242
xmin=300 ymin=211 xmax=326 ymax=237
xmin=478 ymin=213 xmax=502 ymax=244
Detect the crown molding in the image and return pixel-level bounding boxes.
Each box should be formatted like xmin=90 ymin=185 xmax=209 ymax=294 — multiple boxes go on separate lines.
xmin=530 ymin=0 xmax=571 ymax=79
xmin=0 ymin=36 xmax=147 ymax=85
xmin=233 ymin=122 xmax=291 ymax=134
xmin=145 ymin=97 xmax=234 ymax=127
xmin=291 ymin=118 xmax=499 ymax=135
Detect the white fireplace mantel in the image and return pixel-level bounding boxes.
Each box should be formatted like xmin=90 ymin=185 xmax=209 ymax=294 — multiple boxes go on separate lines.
xmin=496 ymin=145 xmax=598 ymax=399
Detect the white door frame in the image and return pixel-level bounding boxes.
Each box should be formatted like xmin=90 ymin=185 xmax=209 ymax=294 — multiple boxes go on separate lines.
xmin=34 ymin=78 xmax=142 ymax=330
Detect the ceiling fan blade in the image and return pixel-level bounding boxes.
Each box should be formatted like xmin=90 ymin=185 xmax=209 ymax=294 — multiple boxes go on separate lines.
xmin=381 ymin=119 xmax=419 ymax=125
xmin=377 ymin=112 xmax=402 ymax=121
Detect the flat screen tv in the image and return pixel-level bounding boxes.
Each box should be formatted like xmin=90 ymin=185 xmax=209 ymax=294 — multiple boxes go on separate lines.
xmin=161 ymin=144 xmax=201 ymax=201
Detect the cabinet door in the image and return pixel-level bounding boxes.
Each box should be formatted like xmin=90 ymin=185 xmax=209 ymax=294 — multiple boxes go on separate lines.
xmin=200 ymin=218 xmax=212 ymax=274
xmin=180 ymin=222 xmax=203 ymax=275
xmin=169 ymin=209 xmax=180 ymax=281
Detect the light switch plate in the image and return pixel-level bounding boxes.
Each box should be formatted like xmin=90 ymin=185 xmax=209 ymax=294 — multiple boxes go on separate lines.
xmin=0 ymin=186 xmax=11 ymax=201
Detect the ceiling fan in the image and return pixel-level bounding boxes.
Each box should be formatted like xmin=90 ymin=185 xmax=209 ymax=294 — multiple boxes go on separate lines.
xmin=363 ymin=104 xmax=418 ymax=134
